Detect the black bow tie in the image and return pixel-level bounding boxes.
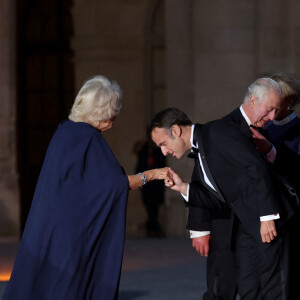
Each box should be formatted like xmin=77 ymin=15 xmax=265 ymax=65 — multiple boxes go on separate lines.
xmin=192 ymin=147 xmax=199 ymax=153
xmin=188 ymin=147 xmax=199 ymax=159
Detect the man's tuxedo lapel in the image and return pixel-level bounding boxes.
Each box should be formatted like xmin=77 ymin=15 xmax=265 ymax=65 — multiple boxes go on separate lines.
xmin=239 ymin=119 xmax=253 ymax=139
xmin=224 ymin=108 xmax=253 ymax=142
xmin=194 ymin=124 xmax=226 ymax=204
xmin=194 ymin=156 xmax=206 ymax=183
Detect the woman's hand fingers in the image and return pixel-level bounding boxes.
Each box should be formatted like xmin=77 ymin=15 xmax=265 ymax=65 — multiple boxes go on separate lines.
xmin=164 ymin=178 xmax=174 ymax=187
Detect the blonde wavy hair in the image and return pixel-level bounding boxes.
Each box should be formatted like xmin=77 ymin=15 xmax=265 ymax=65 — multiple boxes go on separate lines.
xmin=271 ymin=72 xmax=300 ymax=109
xmin=69 ymin=75 xmax=122 ymax=127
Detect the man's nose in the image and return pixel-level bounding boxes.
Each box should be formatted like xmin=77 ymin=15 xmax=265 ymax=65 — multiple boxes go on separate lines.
xmin=161 ymin=146 xmax=168 ymax=156
xmin=269 ymin=109 xmax=276 ymax=120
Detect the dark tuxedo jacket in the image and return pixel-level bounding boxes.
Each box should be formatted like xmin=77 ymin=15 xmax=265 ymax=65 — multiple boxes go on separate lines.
xmin=187 ymin=108 xmax=295 ymax=240
xmin=186 ymin=137 xmax=231 ymax=235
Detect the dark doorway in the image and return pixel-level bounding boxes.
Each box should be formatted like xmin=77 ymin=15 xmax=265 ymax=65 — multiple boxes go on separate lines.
xmin=16 ymin=0 xmax=75 ymax=232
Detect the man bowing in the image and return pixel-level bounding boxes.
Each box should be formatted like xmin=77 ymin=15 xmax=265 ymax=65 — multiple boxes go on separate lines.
xmin=150 ymin=78 xmax=297 ymax=300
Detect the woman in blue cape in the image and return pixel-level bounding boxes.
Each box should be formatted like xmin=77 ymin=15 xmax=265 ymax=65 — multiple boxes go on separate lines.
xmin=3 ymin=76 xmax=171 ymax=300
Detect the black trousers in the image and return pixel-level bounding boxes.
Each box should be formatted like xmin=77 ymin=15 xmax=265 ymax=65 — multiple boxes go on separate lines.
xmin=235 ymin=224 xmax=285 ymax=300
xmin=203 ymin=216 xmax=237 ymax=300
xmin=281 ymin=213 xmax=300 ymax=300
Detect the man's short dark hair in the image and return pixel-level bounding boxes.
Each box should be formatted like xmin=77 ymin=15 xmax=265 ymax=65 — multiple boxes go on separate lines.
xmin=149 ymin=108 xmax=192 ymax=133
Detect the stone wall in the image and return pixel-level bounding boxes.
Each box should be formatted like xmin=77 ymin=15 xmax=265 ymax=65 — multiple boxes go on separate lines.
xmin=1 ymin=0 xmax=300 ymax=238
xmin=0 ymin=0 xmax=19 ymax=237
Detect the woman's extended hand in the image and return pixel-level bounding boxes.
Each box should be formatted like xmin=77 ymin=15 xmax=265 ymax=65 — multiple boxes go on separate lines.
xmin=144 ymin=167 xmax=174 ymax=183
xmin=128 ymin=168 xmax=173 ymax=190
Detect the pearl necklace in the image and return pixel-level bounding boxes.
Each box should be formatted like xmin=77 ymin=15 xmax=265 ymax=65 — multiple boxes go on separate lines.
xmin=273 ymin=111 xmax=297 ymax=126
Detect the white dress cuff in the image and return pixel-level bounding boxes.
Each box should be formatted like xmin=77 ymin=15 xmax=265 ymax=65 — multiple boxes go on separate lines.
xmin=181 ymin=184 xmax=189 ymax=202
xmin=189 ymin=230 xmax=210 ymax=238
xmin=260 ymin=213 xmax=280 ymax=221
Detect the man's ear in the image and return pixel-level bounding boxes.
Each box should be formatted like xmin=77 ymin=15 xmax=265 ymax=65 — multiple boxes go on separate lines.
xmin=171 ymin=124 xmax=182 ymax=137
xmin=249 ymin=95 xmax=256 ymax=108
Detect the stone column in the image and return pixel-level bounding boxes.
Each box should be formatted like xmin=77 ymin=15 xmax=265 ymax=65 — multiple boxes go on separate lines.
xmin=164 ymin=0 xmax=195 ymax=236
xmin=193 ymin=0 xmax=258 ymax=120
xmin=257 ymin=0 xmax=296 ymax=74
xmin=0 ymin=0 xmax=19 ymax=237
xmin=71 ymin=0 xmax=155 ymax=236
xmin=257 ymin=0 xmax=300 ymax=115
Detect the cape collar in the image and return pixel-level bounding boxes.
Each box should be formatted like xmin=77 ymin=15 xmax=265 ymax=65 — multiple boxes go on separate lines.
xmin=273 ymin=111 xmax=297 ymax=126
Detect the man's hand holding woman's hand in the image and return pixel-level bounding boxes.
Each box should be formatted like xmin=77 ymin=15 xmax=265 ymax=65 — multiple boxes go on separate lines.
xmin=146 ymin=167 xmax=175 ymax=188
xmin=145 ymin=167 xmax=172 ymax=182
xmin=152 ymin=166 xmax=188 ymax=195
xmin=164 ymin=167 xmax=188 ymax=195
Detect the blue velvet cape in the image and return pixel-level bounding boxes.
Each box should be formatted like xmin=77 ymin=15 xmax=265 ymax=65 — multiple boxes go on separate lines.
xmin=4 ymin=120 xmax=129 ymax=300
xmin=266 ymin=116 xmax=300 ymax=193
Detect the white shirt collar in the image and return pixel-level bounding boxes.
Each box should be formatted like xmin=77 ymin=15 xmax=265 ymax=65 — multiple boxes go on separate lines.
xmin=239 ymin=105 xmax=252 ymax=126
xmin=190 ymin=124 xmax=197 ymax=148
